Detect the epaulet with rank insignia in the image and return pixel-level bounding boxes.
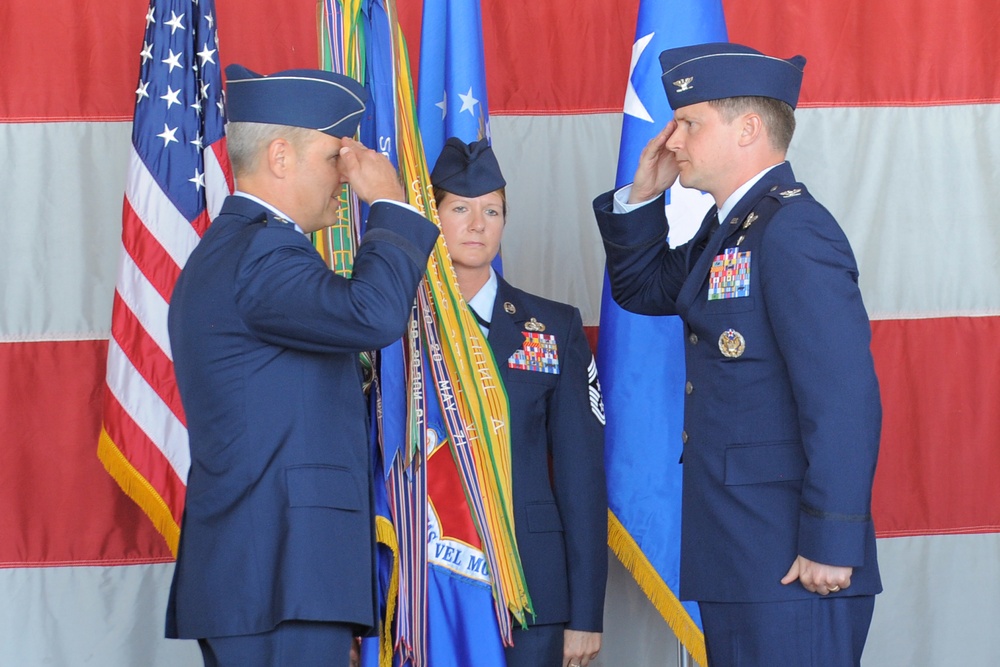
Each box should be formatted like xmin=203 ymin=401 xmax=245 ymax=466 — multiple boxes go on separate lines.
xmin=265 ymin=211 xmax=298 ymax=230
xmin=763 ymin=182 xmax=814 ymax=206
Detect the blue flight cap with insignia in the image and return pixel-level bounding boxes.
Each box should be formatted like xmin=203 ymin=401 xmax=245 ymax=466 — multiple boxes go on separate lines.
xmin=658 ymin=42 xmax=807 ymax=110
xmin=225 ymin=64 xmax=368 ymax=137
xmin=430 ymin=137 xmax=506 ymax=198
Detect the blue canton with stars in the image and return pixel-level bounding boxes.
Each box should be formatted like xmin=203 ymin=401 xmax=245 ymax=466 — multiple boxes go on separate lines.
xmin=132 ymin=0 xmax=226 ymax=223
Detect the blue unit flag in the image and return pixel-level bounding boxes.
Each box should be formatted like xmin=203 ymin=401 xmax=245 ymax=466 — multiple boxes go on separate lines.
xmin=598 ymin=1 xmax=727 ymax=664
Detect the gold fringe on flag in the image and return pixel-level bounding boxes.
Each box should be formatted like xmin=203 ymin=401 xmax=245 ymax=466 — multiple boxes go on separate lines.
xmin=374 ymin=515 xmax=400 ymax=667
xmin=98 ymin=428 xmax=181 ymax=556
xmin=608 ymin=510 xmax=707 ymax=666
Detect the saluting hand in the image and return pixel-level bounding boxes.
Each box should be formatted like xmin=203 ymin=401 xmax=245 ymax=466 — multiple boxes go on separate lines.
xmin=338 ymin=137 xmax=406 ymax=205
xmin=628 ymin=121 xmax=681 ymax=204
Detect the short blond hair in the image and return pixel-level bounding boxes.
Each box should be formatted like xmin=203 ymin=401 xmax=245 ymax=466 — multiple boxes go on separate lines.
xmin=708 ymin=96 xmax=796 ymax=152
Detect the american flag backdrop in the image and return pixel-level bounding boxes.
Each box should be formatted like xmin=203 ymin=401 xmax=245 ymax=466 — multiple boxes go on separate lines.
xmin=97 ymin=0 xmax=232 ymax=555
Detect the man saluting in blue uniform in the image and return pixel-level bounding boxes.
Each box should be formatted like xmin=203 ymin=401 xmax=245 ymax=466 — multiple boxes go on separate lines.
xmin=594 ymin=43 xmax=882 ymax=665
xmin=165 ymin=66 xmax=439 ymax=666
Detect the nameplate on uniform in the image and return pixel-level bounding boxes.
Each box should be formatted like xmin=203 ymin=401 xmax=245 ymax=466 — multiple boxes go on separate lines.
xmin=708 ymin=248 xmax=751 ymax=300
xmin=508 ymin=332 xmax=560 ymax=374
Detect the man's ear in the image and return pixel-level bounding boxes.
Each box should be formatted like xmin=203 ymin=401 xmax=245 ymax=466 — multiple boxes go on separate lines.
xmin=738 ymin=113 xmax=764 ymax=147
xmin=266 ymin=137 xmax=292 ymax=177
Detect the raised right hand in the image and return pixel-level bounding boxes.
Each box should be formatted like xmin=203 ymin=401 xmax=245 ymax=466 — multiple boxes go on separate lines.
xmin=338 ymin=137 xmax=406 ymax=204
xmin=629 ymin=121 xmax=680 ymax=204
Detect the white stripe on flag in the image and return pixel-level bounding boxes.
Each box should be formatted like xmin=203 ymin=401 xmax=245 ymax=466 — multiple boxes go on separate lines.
xmin=203 ymin=145 xmax=229 ymax=220
xmin=125 ymin=150 xmax=204 ymax=271
xmin=114 ymin=252 xmax=172 ymax=360
xmin=105 ymin=338 xmax=190 ymax=482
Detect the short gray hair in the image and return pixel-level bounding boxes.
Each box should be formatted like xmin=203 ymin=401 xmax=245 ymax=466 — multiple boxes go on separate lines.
xmin=708 ymin=96 xmax=796 ymax=152
xmin=226 ymin=122 xmax=315 ymax=176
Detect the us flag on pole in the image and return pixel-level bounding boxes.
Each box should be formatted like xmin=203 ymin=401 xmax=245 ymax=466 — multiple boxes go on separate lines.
xmin=97 ymin=0 xmax=232 ymax=555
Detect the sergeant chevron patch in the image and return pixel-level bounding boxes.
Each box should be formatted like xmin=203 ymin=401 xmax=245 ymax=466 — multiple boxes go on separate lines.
xmin=587 ymin=355 xmax=605 ymax=425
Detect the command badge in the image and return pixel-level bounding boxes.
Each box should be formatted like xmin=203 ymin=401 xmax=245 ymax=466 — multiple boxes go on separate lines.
xmin=504 ymin=302 xmax=516 ymax=314
xmin=718 ymin=329 xmax=746 ymax=358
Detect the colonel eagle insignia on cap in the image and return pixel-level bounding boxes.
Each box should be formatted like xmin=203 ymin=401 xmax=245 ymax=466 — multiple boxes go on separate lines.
xmin=673 ymin=77 xmax=695 ymax=93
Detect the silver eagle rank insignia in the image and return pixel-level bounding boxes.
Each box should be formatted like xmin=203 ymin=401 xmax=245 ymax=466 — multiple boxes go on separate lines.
xmin=672 ymin=76 xmax=694 ymax=92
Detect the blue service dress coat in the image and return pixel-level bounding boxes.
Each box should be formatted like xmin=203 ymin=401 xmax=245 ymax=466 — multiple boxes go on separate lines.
xmin=486 ymin=277 xmax=607 ymax=630
xmin=165 ymin=195 xmax=438 ymax=640
xmin=593 ymin=162 xmax=882 ymax=603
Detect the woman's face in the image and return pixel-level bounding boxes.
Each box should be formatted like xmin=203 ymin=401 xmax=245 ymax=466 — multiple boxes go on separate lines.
xmin=437 ymin=190 xmax=505 ymax=274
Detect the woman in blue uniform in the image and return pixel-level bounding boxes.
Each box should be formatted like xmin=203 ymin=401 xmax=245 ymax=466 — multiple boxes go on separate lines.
xmin=429 ymin=138 xmax=607 ymax=667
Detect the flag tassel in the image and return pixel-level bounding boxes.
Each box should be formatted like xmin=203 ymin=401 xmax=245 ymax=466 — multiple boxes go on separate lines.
xmin=607 ymin=511 xmax=707 ymax=667
xmin=98 ymin=428 xmax=180 ymax=556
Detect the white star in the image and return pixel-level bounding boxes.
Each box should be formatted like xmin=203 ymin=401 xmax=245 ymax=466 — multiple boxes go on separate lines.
xmin=191 ymin=98 xmax=203 ymax=113
xmin=135 ymin=80 xmax=150 ymax=103
xmin=157 ymin=124 xmax=179 ymax=147
xmin=140 ymin=41 xmax=154 ymax=64
xmin=200 ymin=81 xmax=210 ymax=99
xmin=191 ymin=134 xmax=204 ymax=150
xmin=217 ymin=98 xmax=225 ymax=113
xmin=623 ymin=32 xmax=655 ymax=123
xmin=205 ymin=12 xmax=215 ymax=29
xmin=458 ymin=87 xmax=479 ymax=115
xmin=165 ymin=11 xmax=186 ymax=34
xmin=435 ymin=91 xmax=447 ymax=119
xmin=145 ymin=7 xmax=155 ymax=27
xmin=162 ymin=49 xmax=183 ymax=72
xmin=189 ymin=168 xmax=206 ymax=191
xmin=197 ymin=43 xmax=216 ymax=66
xmin=160 ymin=85 xmax=181 ymax=109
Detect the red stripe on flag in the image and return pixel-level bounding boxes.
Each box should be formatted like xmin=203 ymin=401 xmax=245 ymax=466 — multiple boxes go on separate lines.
xmin=723 ymin=0 xmax=1000 ymax=107
xmin=210 ymin=138 xmax=235 ymax=207
xmin=121 ymin=199 xmax=183 ymax=303
xmin=110 ymin=292 xmax=187 ymax=427
xmin=398 ymin=0 xmax=638 ymax=114
xmin=191 ymin=208 xmax=212 ymax=238
xmin=7 ymin=0 xmax=998 ymax=122
xmin=872 ymin=316 xmax=1000 ymax=537
xmin=0 ymin=0 xmax=319 ymax=122
xmin=0 ymin=341 xmax=174 ymax=566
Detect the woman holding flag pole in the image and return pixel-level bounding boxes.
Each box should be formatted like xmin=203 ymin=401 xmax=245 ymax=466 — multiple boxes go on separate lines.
xmin=429 ymin=137 xmax=608 ymax=667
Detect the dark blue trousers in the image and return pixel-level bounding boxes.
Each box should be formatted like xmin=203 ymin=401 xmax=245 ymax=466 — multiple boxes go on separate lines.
xmin=700 ymin=595 xmax=876 ymax=667
xmin=197 ymin=620 xmax=354 ymax=667
xmin=504 ymin=622 xmax=564 ymax=667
